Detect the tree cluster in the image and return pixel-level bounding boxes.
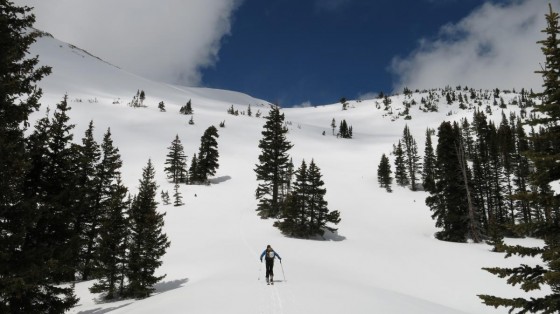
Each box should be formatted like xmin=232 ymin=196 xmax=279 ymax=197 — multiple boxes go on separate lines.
xmin=163 ymin=126 xmax=220 ymax=189
xmin=255 ymin=107 xmax=341 ymax=238
xmin=338 ymin=119 xmax=353 ymax=138
xmin=275 ymin=160 xmax=341 ymax=238
xmin=129 ymin=89 xmax=146 ymax=108
xmin=179 ymin=99 xmax=193 ymax=115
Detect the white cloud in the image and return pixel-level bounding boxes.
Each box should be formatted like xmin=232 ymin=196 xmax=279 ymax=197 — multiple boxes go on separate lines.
xmin=293 ymin=101 xmax=314 ymax=108
xmin=16 ymin=0 xmax=242 ymax=86
xmin=391 ymin=0 xmax=549 ymax=92
xmin=357 ymin=92 xmax=378 ymax=101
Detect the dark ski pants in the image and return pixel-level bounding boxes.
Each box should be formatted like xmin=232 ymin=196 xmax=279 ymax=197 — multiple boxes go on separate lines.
xmin=265 ymin=259 xmax=274 ymax=280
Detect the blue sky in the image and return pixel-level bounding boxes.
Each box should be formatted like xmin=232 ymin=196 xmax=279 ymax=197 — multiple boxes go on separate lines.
xmin=202 ymin=0 xmax=506 ymax=106
xmin=19 ymin=0 xmax=549 ymax=107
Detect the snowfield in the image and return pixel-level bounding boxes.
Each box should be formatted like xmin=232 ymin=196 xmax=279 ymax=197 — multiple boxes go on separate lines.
xmin=27 ymin=33 xmax=545 ymax=314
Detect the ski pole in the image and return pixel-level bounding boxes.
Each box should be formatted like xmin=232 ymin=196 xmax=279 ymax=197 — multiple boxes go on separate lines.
xmin=280 ymin=260 xmax=286 ymax=282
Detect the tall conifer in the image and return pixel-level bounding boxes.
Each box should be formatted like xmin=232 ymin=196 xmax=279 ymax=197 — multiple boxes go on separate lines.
xmin=255 ymin=107 xmax=293 ymax=218
xmin=377 ymin=154 xmax=393 ymax=192
xmin=164 ymin=134 xmax=188 ymax=184
xmin=480 ymin=5 xmax=560 ymax=312
xmin=127 ymin=160 xmax=170 ymax=298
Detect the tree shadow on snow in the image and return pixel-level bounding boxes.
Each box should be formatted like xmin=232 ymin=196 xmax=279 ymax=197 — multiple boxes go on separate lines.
xmin=81 ymin=278 xmax=189 ymax=313
xmin=309 ymin=230 xmax=346 ymax=242
xmin=153 ymin=278 xmax=189 ymax=294
xmin=77 ymin=303 xmax=132 ymax=314
xmin=208 ymin=175 xmax=231 ymax=184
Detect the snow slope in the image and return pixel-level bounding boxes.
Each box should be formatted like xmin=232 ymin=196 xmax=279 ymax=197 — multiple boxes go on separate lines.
xmin=27 ymin=32 xmax=545 ymax=314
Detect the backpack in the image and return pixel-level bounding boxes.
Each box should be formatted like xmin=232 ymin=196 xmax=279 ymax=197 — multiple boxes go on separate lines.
xmin=267 ymin=251 xmax=275 ymax=259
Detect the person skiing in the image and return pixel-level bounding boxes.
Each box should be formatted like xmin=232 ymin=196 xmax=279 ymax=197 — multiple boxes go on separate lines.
xmin=260 ymin=245 xmax=281 ymax=284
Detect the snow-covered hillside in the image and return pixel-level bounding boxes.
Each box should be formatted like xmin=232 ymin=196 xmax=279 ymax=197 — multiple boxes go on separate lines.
xmin=28 ymin=32 xmax=544 ymax=314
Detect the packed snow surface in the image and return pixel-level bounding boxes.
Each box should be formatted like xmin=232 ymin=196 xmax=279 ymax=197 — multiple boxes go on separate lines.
xmin=27 ymin=33 xmax=545 ymax=314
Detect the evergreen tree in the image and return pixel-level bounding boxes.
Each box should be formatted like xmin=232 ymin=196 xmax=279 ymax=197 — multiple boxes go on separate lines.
xmin=377 ymin=154 xmax=393 ymax=192
xmin=275 ymin=160 xmax=340 ymax=238
xmin=139 ymin=90 xmax=146 ymax=107
xmin=158 ymin=101 xmax=166 ymax=112
xmin=73 ymin=121 xmax=101 ymax=279
xmin=173 ymin=183 xmax=184 ymax=207
xmin=196 ymin=126 xmax=220 ymax=183
xmin=275 ymin=161 xmax=308 ymax=237
xmin=479 ymin=5 xmax=560 ymax=312
xmin=394 ymin=140 xmax=409 ymax=186
xmin=26 ymin=95 xmax=79 ymax=282
xmin=188 ymin=154 xmax=200 ymax=183
xmin=402 ymin=125 xmax=421 ymax=190
xmin=161 ymin=190 xmax=171 ymax=205
xmin=306 ymin=160 xmax=340 ymax=236
xmin=331 ymin=118 xmax=336 ymax=135
xmin=185 ymin=99 xmax=193 ymax=114
xmin=127 ymin=160 xmax=170 ymax=298
xmin=164 ymin=134 xmax=188 ymax=184
xmin=247 ymin=104 xmax=252 ymax=117
xmin=0 ymin=2 xmax=80 ymax=311
xmin=422 ymin=129 xmax=436 ymax=192
xmin=81 ymin=128 xmax=123 ymax=281
xmin=89 ymin=175 xmax=129 ymax=300
xmin=426 ymin=121 xmax=469 ymax=242
xmin=179 ymin=100 xmax=193 ymax=114
xmin=338 ymin=119 xmax=351 ymax=138
xmin=255 ymin=107 xmax=294 ymax=218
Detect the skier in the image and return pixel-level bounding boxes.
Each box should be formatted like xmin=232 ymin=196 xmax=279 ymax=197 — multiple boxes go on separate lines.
xmin=260 ymin=245 xmax=282 ymax=285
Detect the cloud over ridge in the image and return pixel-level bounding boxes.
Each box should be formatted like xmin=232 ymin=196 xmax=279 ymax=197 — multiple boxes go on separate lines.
xmin=391 ymin=0 xmax=549 ymax=92
xmin=17 ymin=0 xmax=242 ymax=86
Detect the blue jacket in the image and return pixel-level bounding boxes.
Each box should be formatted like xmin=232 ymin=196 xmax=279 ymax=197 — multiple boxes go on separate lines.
xmin=260 ymin=249 xmax=281 ymax=262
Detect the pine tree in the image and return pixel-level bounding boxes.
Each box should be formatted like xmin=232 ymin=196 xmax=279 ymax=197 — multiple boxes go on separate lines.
xmin=73 ymin=121 xmax=101 ymax=279
xmin=394 ymin=140 xmax=409 ymax=186
xmin=81 ymin=128 xmax=124 ymax=281
xmin=275 ymin=161 xmax=308 ymax=237
xmin=247 ymin=104 xmax=252 ymax=117
xmin=89 ymin=175 xmax=129 ymax=300
xmin=139 ymin=90 xmax=146 ymax=107
xmin=275 ymin=160 xmax=340 ymax=238
xmin=127 ymin=160 xmax=170 ymax=298
xmin=26 ymin=95 xmax=79 ymax=282
xmin=196 ymin=126 xmax=220 ymax=183
xmin=307 ymin=160 xmax=340 ymax=236
xmin=255 ymin=106 xmax=293 ymax=218
xmin=185 ymin=99 xmax=193 ymax=114
xmin=426 ymin=121 xmax=469 ymax=242
xmin=173 ymin=183 xmax=184 ymax=207
xmin=377 ymin=154 xmax=393 ymax=192
xmin=402 ymin=125 xmax=421 ymax=190
xmin=331 ymin=118 xmax=336 ymax=135
xmin=188 ymin=154 xmax=200 ymax=183
xmin=164 ymin=134 xmax=188 ymax=184
xmin=422 ymin=129 xmax=436 ymax=192
xmin=158 ymin=101 xmax=166 ymax=112
xmin=338 ymin=119 xmax=349 ymax=138
xmin=0 ymin=2 xmax=79 ymax=311
xmin=479 ymin=5 xmax=560 ymax=312
xmin=161 ymin=190 xmax=171 ymax=205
